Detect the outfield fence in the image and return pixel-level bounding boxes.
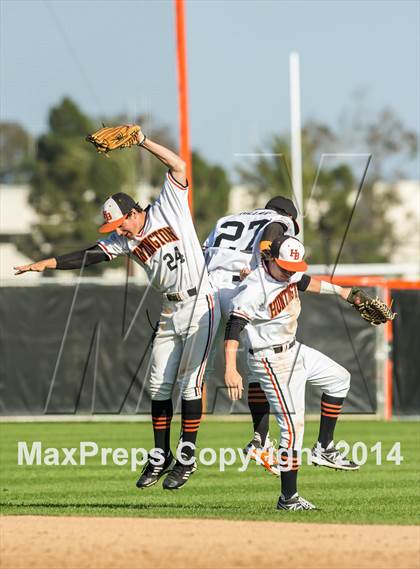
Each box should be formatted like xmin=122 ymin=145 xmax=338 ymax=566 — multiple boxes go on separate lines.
xmin=1 ymin=277 xmax=419 ymax=418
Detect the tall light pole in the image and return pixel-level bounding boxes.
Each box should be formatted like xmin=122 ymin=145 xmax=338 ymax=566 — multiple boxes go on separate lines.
xmin=289 ymin=51 xmax=304 ymax=241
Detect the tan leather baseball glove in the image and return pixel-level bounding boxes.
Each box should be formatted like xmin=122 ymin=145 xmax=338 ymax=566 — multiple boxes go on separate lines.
xmin=86 ymin=124 xmax=143 ymax=154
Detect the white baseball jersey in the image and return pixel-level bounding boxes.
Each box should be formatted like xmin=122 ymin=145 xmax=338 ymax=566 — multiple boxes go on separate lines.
xmin=203 ymin=209 xmax=296 ymax=275
xmin=234 ymin=267 xmax=351 ymax=451
xmin=97 ymin=172 xmax=210 ymax=295
xmin=231 ymin=266 xmax=304 ymax=350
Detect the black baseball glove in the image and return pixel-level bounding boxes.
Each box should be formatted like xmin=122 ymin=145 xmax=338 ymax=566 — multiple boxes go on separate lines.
xmin=346 ymin=287 xmax=396 ymax=326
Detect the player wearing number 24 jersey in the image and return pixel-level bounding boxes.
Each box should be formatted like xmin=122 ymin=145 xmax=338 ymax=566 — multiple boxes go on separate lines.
xmin=14 ymin=130 xmax=219 ymax=491
xmin=98 ymin=171 xmax=209 ymax=295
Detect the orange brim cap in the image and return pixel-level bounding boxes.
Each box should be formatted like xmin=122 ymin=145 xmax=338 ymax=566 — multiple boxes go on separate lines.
xmin=98 ymin=216 xmax=125 ymax=233
xmin=275 ymin=258 xmax=308 ymax=272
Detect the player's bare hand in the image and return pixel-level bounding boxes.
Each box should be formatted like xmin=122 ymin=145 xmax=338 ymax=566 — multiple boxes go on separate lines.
xmin=14 ymin=258 xmax=56 ymax=275
xmin=240 ymin=268 xmax=251 ymax=281
xmin=225 ymin=369 xmax=244 ymax=401
xmin=134 ymin=125 xmax=145 ymax=145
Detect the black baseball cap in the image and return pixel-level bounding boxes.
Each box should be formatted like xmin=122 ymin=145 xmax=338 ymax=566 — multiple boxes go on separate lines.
xmin=265 ymin=196 xmax=300 ymax=235
xmin=99 ymin=192 xmax=139 ymax=233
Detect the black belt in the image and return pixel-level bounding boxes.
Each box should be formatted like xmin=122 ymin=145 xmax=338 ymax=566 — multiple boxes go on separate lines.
xmin=249 ymin=340 xmax=295 ymax=356
xmin=165 ymin=287 xmax=197 ymax=302
xmin=232 ymin=275 xmax=241 ymax=283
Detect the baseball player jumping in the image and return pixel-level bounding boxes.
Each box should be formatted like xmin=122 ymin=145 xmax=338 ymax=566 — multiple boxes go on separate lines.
xmin=203 ymin=197 xmax=299 ymax=474
xmin=224 ymin=235 xmax=360 ymax=511
xmin=15 ymin=128 xmax=219 ymax=490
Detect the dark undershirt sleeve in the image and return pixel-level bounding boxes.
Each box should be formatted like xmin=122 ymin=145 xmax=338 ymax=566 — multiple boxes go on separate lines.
xmin=260 ymin=222 xmax=287 ymax=245
xmin=225 ymin=316 xmax=249 ymax=342
xmin=297 ymin=274 xmax=311 ymax=291
xmin=55 ymin=245 xmax=109 ymax=270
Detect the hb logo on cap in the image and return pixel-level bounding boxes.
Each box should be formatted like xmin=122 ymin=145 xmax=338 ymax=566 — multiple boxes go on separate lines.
xmin=270 ymin=236 xmax=308 ymax=272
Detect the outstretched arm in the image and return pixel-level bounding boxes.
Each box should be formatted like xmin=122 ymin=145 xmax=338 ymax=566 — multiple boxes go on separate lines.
xmin=14 ymin=245 xmax=108 ymax=275
xmin=14 ymin=257 xmax=57 ymax=275
xmin=305 ymin=278 xmax=396 ymax=325
xmin=136 ymin=130 xmax=187 ymax=186
xmin=305 ymin=277 xmax=351 ymax=301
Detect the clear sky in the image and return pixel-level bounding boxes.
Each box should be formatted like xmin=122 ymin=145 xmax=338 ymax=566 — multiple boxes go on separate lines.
xmin=1 ymin=0 xmax=419 ymax=177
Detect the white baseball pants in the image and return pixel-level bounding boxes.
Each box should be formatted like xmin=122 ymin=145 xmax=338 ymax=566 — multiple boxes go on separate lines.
xmin=149 ymin=293 xmax=219 ymax=401
xmin=247 ymin=342 xmax=351 ymax=450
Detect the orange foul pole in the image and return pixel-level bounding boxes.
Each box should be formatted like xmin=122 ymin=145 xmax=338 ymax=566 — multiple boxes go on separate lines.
xmin=174 ymin=0 xmax=193 ymax=210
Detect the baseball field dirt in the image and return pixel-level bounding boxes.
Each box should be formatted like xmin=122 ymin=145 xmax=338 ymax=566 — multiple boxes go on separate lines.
xmin=1 ymin=516 xmax=419 ymax=569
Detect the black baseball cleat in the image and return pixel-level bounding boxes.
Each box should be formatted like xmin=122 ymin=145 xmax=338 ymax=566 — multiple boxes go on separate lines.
xmin=136 ymin=452 xmax=175 ymax=489
xmin=162 ymin=454 xmax=197 ymax=490
xmin=311 ymin=441 xmax=360 ymax=471
xmin=243 ymin=432 xmax=264 ymax=455
xmin=277 ymin=493 xmax=317 ymax=511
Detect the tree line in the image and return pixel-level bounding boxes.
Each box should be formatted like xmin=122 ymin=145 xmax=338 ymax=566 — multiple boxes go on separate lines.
xmin=0 ymin=96 xmax=416 ymax=269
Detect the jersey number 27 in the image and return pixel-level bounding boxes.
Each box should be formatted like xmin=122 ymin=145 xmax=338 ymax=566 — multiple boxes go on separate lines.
xmin=213 ymin=219 xmax=270 ymax=252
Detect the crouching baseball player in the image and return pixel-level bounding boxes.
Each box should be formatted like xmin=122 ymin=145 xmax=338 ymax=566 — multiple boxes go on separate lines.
xmin=224 ymin=236 xmax=359 ymax=511
xmin=14 ymin=128 xmax=219 ymax=490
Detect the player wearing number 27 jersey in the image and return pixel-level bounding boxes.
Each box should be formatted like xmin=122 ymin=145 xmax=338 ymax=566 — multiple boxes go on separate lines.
xmin=203 ymin=197 xmax=298 ymax=470
xmin=203 ymin=197 xmax=298 ymax=318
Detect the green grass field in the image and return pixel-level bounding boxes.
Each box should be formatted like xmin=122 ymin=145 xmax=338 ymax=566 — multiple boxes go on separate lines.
xmin=0 ymin=420 xmax=419 ymax=524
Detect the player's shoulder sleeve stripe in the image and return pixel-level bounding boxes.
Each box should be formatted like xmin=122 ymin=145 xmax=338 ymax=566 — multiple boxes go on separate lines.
xmin=97 ymin=241 xmax=115 ymax=260
xmin=167 ymin=171 xmax=188 ymax=191
xmin=231 ymin=310 xmax=251 ymax=322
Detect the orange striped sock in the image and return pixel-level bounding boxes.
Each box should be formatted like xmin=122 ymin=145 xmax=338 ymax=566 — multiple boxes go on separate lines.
xmin=181 ymin=398 xmax=202 ymax=458
xmin=318 ymin=394 xmax=344 ymax=448
xmin=151 ymin=399 xmax=173 ymax=456
xmin=247 ymin=382 xmax=270 ymax=445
